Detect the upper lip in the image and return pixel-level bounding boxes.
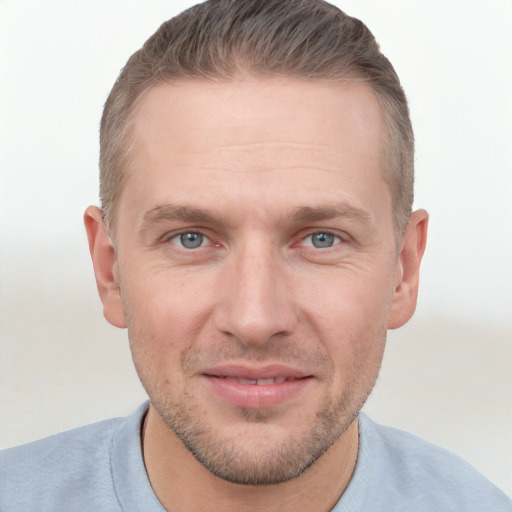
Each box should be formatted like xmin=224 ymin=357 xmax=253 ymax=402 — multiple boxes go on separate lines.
xmin=201 ymin=364 xmax=311 ymax=380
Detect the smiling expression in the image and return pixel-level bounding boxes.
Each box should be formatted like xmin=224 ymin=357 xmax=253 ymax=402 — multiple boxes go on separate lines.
xmin=88 ymin=77 xmax=417 ymax=485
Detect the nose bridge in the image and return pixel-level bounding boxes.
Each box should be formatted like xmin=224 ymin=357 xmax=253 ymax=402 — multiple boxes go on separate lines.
xmin=217 ymin=237 xmax=294 ymax=345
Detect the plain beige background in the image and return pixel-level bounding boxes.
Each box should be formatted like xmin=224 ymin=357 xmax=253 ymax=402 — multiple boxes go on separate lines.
xmin=1 ymin=0 xmax=511 ymax=496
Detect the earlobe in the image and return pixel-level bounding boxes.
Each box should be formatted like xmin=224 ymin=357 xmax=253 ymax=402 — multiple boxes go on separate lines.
xmin=388 ymin=209 xmax=429 ymax=330
xmin=84 ymin=206 xmax=127 ymax=328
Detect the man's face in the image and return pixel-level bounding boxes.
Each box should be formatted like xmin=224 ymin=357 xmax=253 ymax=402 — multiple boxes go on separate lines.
xmin=95 ymin=78 xmax=412 ymax=484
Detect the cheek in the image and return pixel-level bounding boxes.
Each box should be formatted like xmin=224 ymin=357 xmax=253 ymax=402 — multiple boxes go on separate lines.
xmin=122 ymin=262 xmax=213 ymax=330
xmin=120 ymin=272 xmax=207 ymax=374
xmin=297 ymin=266 xmax=392 ymax=371
xmin=299 ymin=263 xmax=395 ymax=327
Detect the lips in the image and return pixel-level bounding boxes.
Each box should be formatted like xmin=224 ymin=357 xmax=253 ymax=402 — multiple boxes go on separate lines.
xmin=202 ymin=363 xmax=309 ymax=380
xmin=221 ymin=376 xmax=296 ymax=385
xmin=201 ymin=365 xmax=313 ymax=409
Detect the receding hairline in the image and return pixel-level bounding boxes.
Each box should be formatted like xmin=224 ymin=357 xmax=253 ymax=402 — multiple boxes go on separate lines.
xmin=100 ymin=0 xmax=414 ymax=240
xmin=105 ymin=73 xmax=399 ymax=237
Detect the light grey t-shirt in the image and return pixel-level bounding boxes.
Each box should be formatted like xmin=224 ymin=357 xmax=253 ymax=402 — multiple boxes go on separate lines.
xmin=1 ymin=401 xmax=510 ymax=511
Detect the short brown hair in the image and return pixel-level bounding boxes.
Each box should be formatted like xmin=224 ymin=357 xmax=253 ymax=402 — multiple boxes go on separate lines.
xmin=100 ymin=0 xmax=414 ymax=235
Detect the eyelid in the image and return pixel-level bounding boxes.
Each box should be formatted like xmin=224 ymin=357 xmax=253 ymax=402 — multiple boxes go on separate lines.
xmin=162 ymin=229 xmax=214 ymax=247
xmin=160 ymin=228 xmax=348 ymax=250
xmin=162 ymin=227 xmax=206 ymax=240
xmin=171 ymin=232 xmax=207 ymax=249
xmin=296 ymin=230 xmax=345 ymax=247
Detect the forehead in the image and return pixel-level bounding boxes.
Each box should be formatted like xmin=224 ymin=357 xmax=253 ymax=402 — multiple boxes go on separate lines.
xmin=119 ymin=77 xmax=390 ymax=230
xmin=130 ymin=77 xmax=384 ymax=168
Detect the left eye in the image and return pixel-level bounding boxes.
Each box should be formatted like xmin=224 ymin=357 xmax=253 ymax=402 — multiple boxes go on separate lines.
xmin=302 ymin=232 xmax=340 ymax=249
xmin=171 ymin=232 xmax=207 ymax=249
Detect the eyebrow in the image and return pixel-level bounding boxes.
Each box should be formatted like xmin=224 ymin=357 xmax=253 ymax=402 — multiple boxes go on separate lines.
xmin=291 ymin=202 xmax=373 ymax=224
xmin=141 ymin=201 xmax=373 ymax=230
xmin=142 ymin=204 xmax=225 ymax=226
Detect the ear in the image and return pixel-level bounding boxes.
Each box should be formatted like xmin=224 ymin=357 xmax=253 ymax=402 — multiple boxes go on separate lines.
xmin=388 ymin=209 xmax=429 ymax=330
xmin=84 ymin=206 xmax=126 ymax=328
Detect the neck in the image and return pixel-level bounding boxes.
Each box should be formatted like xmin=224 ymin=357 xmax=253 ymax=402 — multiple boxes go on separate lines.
xmin=142 ymin=405 xmax=359 ymax=512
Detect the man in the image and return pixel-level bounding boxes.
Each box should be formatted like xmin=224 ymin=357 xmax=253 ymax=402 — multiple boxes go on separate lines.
xmin=1 ymin=0 xmax=510 ymax=510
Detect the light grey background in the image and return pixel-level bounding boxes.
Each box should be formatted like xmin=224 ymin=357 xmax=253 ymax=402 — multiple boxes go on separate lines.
xmin=1 ymin=0 xmax=511 ymax=495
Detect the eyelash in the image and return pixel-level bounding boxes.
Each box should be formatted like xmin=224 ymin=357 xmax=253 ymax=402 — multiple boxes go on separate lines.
xmin=164 ymin=229 xmax=345 ymax=252
xmin=166 ymin=231 xmax=214 ymax=250
xmin=298 ymin=231 xmax=343 ymax=249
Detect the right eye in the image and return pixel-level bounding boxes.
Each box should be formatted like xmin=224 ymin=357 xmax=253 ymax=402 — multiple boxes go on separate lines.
xmin=170 ymin=232 xmax=207 ymax=249
xmin=299 ymin=231 xmax=342 ymax=249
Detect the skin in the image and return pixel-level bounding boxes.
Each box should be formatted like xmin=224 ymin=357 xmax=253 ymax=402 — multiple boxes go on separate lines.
xmin=85 ymin=77 xmax=428 ymax=512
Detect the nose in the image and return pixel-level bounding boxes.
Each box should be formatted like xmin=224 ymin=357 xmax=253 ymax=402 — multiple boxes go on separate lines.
xmin=214 ymin=242 xmax=297 ymax=346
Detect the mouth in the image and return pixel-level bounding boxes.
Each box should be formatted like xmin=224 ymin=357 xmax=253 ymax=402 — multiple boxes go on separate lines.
xmin=207 ymin=375 xmax=304 ymax=385
xmin=201 ymin=365 xmax=313 ymax=409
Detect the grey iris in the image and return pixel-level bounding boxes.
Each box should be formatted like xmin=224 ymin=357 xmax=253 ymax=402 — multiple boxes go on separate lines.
xmin=180 ymin=232 xmax=203 ymax=249
xmin=311 ymin=232 xmax=335 ymax=248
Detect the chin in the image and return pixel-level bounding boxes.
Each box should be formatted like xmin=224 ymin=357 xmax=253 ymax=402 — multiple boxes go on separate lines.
xmin=153 ymin=386 xmax=362 ymax=486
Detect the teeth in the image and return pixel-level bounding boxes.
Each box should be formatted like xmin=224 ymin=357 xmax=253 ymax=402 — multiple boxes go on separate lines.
xmin=224 ymin=376 xmax=294 ymax=385
xmin=256 ymin=378 xmax=275 ymax=385
xmin=225 ymin=377 xmax=257 ymax=385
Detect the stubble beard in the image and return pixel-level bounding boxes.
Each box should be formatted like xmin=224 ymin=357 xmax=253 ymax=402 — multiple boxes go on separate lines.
xmin=152 ymin=385 xmax=366 ymax=486
xmin=137 ymin=344 xmax=381 ymax=486
xmin=125 ymin=302 xmax=385 ymax=486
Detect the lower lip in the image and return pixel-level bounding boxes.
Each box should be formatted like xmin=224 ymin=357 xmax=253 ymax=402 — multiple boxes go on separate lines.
xmin=204 ymin=376 xmax=312 ymax=409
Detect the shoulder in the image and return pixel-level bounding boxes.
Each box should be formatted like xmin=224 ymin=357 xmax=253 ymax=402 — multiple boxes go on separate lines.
xmin=0 ymin=417 xmax=122 ymax=511
xmin=0 ymin=418 xmax=122 ymax=466
xmin=353 ymin=413 xmax=512 ymax=511
xmin=0 ymin=404 xmax=149 ymax=512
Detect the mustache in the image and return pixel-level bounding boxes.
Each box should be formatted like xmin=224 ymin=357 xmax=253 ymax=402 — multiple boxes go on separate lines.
xmin=180 ymin=337 xmax=333 ymax=375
